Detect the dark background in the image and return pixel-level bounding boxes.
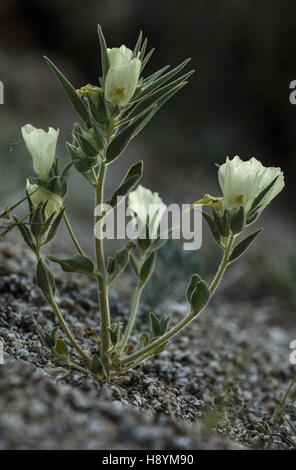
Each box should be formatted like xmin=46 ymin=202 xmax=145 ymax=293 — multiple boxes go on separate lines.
xmin=0 ymin=0 xmax=295 ymax=310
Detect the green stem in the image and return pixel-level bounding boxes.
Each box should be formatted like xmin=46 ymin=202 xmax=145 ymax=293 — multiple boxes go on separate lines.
xmin=272 ymin=376 xmax=296 ymax=424
xmin=209 ymin=233 xmax=234 ymax=294
xmin=63 ymin=212 xmax=85 ymax=256
xmin=48 ymin=292 xmax=91 ymax=364
xmin=118 ymin=281 xmax=144 ymax=353
xmin=67 ymin=360 xmax=92 ymax=375
xmin=120 ymin=234 xmax=235 ymax=368
xmin=95 ymin=163 xmax=111 ymax=371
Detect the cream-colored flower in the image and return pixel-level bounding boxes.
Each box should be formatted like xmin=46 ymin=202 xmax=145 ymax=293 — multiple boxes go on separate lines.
xmin=22 ymin=124 xmax=59 ymax=182
xmin=104 ymin=45 xmax=141 ymax=107
xmin=26 ymin=181 xmax=63 ymax=220
xmin=218 ymin=156 xmax=284 ymax=218
xmin=128 ymin=185 xmax=167 ymax=236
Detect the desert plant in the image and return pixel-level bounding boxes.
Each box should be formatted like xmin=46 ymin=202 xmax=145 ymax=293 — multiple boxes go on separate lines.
xmin=4 ymin=26 xmax=284 ymax=382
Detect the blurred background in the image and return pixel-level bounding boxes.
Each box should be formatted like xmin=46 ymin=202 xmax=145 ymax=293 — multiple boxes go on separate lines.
xmin=0 ymin=0 xmax=295 ymax=313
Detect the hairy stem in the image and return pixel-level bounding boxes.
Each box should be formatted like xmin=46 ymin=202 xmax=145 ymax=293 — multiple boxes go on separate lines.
xmin=95 ymin=163 xmax=111 ymax=372
xmin=48 ymin=292 xmax=91 ymax=364
xmin=118 ymin=281 xmax=144 ymax=353
xmin=209 ymin=233 xmax=234 ymax=294
xmin=63 ymin=212 xmax=85 ymax=256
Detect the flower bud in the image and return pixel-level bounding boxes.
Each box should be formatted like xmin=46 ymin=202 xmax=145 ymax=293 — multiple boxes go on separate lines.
xmin=22 ymin=124 xmax=59 ymax=182
xmin=26 ymin=181 xmax=63 ymax=220
xmin=104 ymin=45 xmax=141 ymax=107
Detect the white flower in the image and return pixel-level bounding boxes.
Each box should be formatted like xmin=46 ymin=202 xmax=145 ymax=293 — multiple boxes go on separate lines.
xmin=22 ymin=124 xmax=59 ymax=182
xmin=26 ymin=181 xmax=63 ymax=220
xmin=104 ymin=45 xmax=141 ymax=107
xmin=128 ymin=185 xmax=167 ymax=237
xmin=218 ymin=156 xmax=284 ymax=219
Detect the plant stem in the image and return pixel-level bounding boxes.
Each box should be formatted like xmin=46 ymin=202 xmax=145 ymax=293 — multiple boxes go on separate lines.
xmin=67 ymin=360 xmax=92 ymax=375
xmin=0 ymin=211 xmax=31 ymax=239
xmin=95 ymin=162 xmax=111 ymax=371
xmin=0 ymin=188 xmax=38 ymax=219
xmin=118 ymin=281 xmax=143 ymax=352
xmin=120 ymin=234 xmax=235 ymax=369
xmin=48 ymin=293 xmax=91 ymax=364
xmin=272 ymin=376 xmax=296 ymax=424
xmin=209 ymin=233 xmax=234 ymax=294
xmin=63 ymin=212 xmax=85 ymax=256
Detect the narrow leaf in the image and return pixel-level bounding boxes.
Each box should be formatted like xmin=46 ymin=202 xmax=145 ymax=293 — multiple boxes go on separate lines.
xmin=202 ymin=211 xmax=221 ymax=245
xmin=107 ymin=161 xmax=143 ymax=207
xmin=140 ymin=252 xmax=156 ymax=286
xmin=44 ymin=56 xmax=89 ymax=122
xmin=106 ymin=106 xmax=155 ymax=163
xmin=229 ymin=229 xmax=263 ymax=262
xmin=190 ymin=280 xmax=210 ymax=316
xmin=48 ymin=255 xmax=95 ymax=275
xmin=136 ymin=58 xmax=191 ymax=100
xmin=97 ymin=25 xmax=110 ymax=84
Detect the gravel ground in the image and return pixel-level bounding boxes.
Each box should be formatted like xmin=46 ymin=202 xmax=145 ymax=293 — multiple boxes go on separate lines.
xmin=0 ymin=234 xmax=296 ymax=450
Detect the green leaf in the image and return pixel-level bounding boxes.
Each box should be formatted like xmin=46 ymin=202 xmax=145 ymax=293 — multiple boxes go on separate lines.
xmin=229 ymin=206 xmax=246 ymax=235
xmin=106 ymin=106 xmax=156 ymax=164
xmin=129 ymin=251 xmax=140 ymax=276
xmin=131 ymin=83 xmax=187 ymax=139
xmin=50 ymin=326 xmax=59 ymax=342
xmin=136 ymin=58 xmax=191 ymax=100
xmin=89 ymin=353 xmax=106 ymax=379
xmin=107 ymin=243 xmax=134 ymax=284
xmin=30 ymin=204 xmax=45 ymax=239
xmin=74 ymin=131 xmax=99 ymax=157
xmin=229 ymin=229 xmax=263 ymax=262
xmin=186 ymin=274 xmax=201 ymax=304
xmin=38 ymin=327 xmax=56 ymax=349
xmin=66 ymin=142 xmax=97 ymax=173
xmin=140 ymin=252 xmax=156 ymax=286
xmin=159 ymin=314 xmax=171 ymax=335
xmin=44 ymin=56 xmax=89 ymax=122
xmin=44 ymin=208 xmax=65 ymax=245
xmin=139 ymin=37 xmax=148 ymax=61
xmin=97 ymin=25 xmax=110 ymax=85
xmin=48 ymin=255 xmax=95 ymax=275
xmin=107 ymin=161 xmax=143 ymax=208
xmin=84 ymin=93 xmax=108 ymax=125
xmin=149 ymin=312 xmax=162 ymax=337
xmin=213 ymin=210 xmax=230 ymax=237
xmin=127 ymin=71 xmax=194 ymax=122
xmin=15 ymin=218 xmax=35 ymax=251
xmin=140 ymin=48 xmax=155 ymax=72
xmin=133 ymin=30 xmax=143 ymax=58
xmin=36 ymin=259 xmax=56 ymax=300
xmin=190 ymin=280 xmax=210 ymax=316
xmin=202 ymin=211 xmax=221 ymax=245
xmin=141 ymin=65 xmax=170 ymax=87
xmin=140 ymin=331 xmax=150 ymax=348
xmin=54 ymin=339 xmax=69 ymax=358
xmin=108 ymin=322 xmax=122 ymax=346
